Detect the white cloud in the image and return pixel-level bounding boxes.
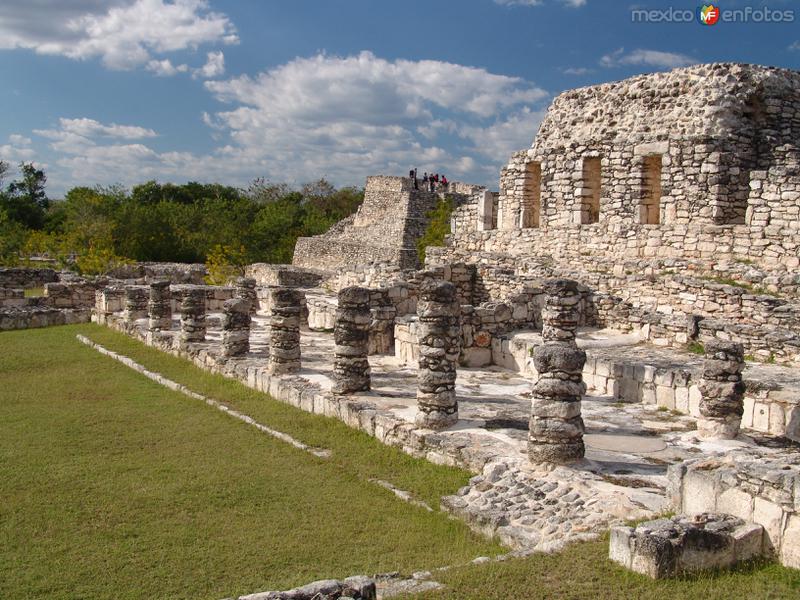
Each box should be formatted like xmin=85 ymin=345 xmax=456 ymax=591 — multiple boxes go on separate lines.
xmin=789 ymin=41 xmax=800 ymax=51
xmin=193 ymin=50 xmax=225 ymax=79
xmin=562 ymin=66 xmax=591 ymax=75
xmin=8 ymin=134 xmax=33 ymax=146
xmin=0 ymin=134 xmax=37 ymax=163
xmin=454 ymin=108 xmax=547 ymax=160
xmin=600 ymin=47 xmax=697 ymax=69
xmin=35 ymin=118 xmax=158 ymax=156
xmin=198 ymin=51 xmax=548 ymax=184
xmin=146 ymin=58 xmax=189 ymax=76
xmin=0 ymin=0 xmax=238 ymax=70
xmin=27 ymin=53 xmax=550 ymax=193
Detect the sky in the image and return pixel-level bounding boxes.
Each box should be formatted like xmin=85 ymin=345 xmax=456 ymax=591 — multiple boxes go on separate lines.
xmin=0 ymin=0 xmax=798 ymax=197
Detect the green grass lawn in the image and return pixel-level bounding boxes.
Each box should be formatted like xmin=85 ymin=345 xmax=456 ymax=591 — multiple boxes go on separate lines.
xmin=407 ymin=537 xmax=800 ymax=599
xmin=4 ymin=324 xmax=800 ymax=600
xmin=0 ymin=324 xmax=502 ymax=600
xmin=23 ymin=287 xmax=44 ymax=297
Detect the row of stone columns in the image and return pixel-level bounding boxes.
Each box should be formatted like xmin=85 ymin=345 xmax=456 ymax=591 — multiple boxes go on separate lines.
xmin=120 ymin=276 xmax=747 ymax=465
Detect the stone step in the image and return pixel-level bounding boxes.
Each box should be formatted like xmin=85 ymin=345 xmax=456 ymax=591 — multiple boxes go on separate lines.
xmin=494 ymin=329 xmax=800 ymax=441
xmin=609 ymin=513 xmax=766 ymax=579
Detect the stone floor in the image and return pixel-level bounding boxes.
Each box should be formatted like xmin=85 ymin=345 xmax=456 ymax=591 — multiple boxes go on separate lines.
xmin=116 ymin=312 xmax=800 ymax=552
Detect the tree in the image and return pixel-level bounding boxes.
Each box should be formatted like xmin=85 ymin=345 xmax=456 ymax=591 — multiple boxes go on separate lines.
xmin=1 ymin=162 xmax=49 ymax=229
xmin=0 ymin=161 xmax=8 ymax=188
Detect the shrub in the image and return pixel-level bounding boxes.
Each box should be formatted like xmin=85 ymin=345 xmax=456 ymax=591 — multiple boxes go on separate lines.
xmin=417 ymin=196 xmax=455 ymax=263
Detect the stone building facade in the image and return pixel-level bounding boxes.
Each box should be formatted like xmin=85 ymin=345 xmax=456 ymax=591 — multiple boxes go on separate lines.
xmin=452 ymin=63 xmax=800 ymax=269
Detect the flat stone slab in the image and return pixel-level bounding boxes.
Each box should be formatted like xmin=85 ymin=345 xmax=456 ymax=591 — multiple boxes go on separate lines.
xmin=585 ymin=433 xmax=667 ymax=454
xmin=610 ymin=513 xmax=765 ymax=579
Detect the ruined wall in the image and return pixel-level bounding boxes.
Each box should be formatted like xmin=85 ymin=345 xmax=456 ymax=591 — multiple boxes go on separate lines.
xmin=448 ymin=64 xmax=800 ymax=271
xmin=107 ymin=262 xmax=207 ymax=284
xmin=0 ymin=267 xmax=58 ymax=289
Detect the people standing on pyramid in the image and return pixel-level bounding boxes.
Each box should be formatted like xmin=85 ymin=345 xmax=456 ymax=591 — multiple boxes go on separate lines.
xmin=409 ymin=167 xmax=418 ymax=189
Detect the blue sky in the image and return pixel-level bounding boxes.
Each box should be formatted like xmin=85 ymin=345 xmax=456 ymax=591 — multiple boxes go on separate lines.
xmin=0 ymin=0 xmax=798 ymax=196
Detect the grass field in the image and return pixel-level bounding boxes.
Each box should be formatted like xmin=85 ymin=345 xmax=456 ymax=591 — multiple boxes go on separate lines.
xmin=0 ymin=324 xmax=501 ymax=600
xmin=3 ymin=324 xmax=800 ymax=600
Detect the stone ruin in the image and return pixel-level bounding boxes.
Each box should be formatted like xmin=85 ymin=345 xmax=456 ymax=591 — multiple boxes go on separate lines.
xmin=5 ymin=62 xmax=800 ymax=582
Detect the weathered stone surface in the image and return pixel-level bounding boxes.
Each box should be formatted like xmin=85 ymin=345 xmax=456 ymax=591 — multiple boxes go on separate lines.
xmin=178 ymin=287 xmax=206 ymax=346
xmin=148 ymin=280 xmax=172 ymax=332
xmin=229 ymin=575 xmax=376 ymax=600
xmin=698 ymin=340 xmax=745 ymax=439
xmin=222 ymin=298 xmax=251 ymax=357
xmin=269 ymin=287 xmax=302 ymax=374
xmin=529 ymin=279 xmax=586 ymax=464
xmin=235 ymin=277 xmax=258 ymax=315
xmin=416 ymin=280 xmax=460 ymax=429
xmin=123 ymin=286 xmax=148 ymax=323
xmin=332 ymin=286 xmax=371 ymax=394
xmin=609 ymin=513 xmax=765 ymax=579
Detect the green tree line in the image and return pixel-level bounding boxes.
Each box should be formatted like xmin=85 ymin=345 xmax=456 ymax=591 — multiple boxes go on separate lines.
xmin=0 ymin=162 xmax=364 ymax=276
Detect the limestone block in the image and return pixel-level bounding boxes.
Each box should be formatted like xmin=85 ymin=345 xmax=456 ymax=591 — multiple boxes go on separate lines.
xmin=780 ymin=514 xmax=800 ymax=569
xmin=753 ymin=496 xmax=785 ymax=551
xmin=610 ymin=514 xmax=765 ymax=579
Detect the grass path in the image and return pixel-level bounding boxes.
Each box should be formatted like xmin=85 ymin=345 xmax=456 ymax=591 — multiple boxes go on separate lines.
xmin=0 ymin=324 xmax=502 ymax=600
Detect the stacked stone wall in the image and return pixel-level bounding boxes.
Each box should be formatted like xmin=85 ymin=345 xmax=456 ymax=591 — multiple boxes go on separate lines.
xmin=0 ymin=267 xmax=58 ymax=289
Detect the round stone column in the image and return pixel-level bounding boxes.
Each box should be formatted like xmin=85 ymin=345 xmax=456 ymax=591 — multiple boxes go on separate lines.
xmin=179 ymin=288 xmax=206 ymax=346
xmin=268 ymin=287 xmax=302 ymax=374
xmin=529 ymin=279 xmax=586 ymax=464
xmin=697 ymin=340 xmax=745 ymax=439
xmin=124 ymin=286 xmax=149 ymax=323
xmin=221 ymin=298 xmax=251 ymax=357
xmin=332 ymin=286 xmax=371 ymax=394
xmin=235 ymin=277 xmax=258 ymax=315
xmin=415 ymin=280 xmax=461 ymax=429
xmin=148 ymin=280 xmax=172 ymax=332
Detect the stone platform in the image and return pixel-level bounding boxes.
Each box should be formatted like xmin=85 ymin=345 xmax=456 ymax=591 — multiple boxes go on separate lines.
xmin=102 ymin=310 xmax=800 ymax=555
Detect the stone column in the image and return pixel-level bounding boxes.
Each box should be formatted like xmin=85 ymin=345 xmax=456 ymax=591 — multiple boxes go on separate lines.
xmin=529 ymin=279 xmax=586 ymax=464
xmin=148 ymin=280 xmax=172 ymax=332
xmin=124 ymin=286 xmax=149 ymax=323
xmin=235 ymin=277 xmax=258 ymax=315
xmin=221 ymin=298 xmax=251 ymax=357
xmin=415 ymin=280 xmax=461 ymax=429
xmin=332 ymin=286 xmax=371 ymax=394
xmin=697 ymin=340 xmax=745 ymax=439
xmin=268 ymin=287 xmax=302 ymax=374
xmin=178 ymin=288 xmax=206 ymax=346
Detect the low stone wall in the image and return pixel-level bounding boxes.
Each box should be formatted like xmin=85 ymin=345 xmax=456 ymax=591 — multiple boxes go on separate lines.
xmin=245 ymin=263 xmax=324 ymax=288
xmin=0 ymin=306 xmax=92 ymax=331
xmin=0 ymin=267 xmax=58 ymax=289
xmin=0 ymin=288 xmax=26 ymax=308
xmin=669 ymin=454 xmax=800 ymax=569
xmin=491 ymin=331 xmax=800 ymax=440
xmin=107 ymin=262 xmax=206 ymax=284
